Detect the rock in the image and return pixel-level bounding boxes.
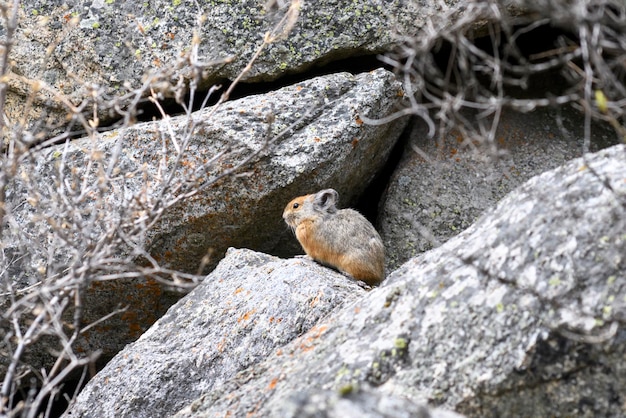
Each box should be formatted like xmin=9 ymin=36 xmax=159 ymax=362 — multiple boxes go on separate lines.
xmin=272 ymin=389 xmax=466 ymax=418
xmin=380 ymin=105 xmax=620 ymax=271
xmin=6 ymin=68 xmax=405 ymax=277
xmin=1 ymin=68 xmax=406 ymax=378
xmin=165 ymin=144 xmax=625 ymax=417
xmin=7 ymin=0 xmax=445 ymax=126
xmin=64 ymin=248 xmax=367 ymax=418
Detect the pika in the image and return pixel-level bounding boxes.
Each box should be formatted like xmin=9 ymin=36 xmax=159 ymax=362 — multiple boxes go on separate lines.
xmin=283 ymin=189 xmax=385 ymax=286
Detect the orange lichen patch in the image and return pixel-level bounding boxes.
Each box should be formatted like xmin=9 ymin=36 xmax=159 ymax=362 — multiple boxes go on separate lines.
xmin=237 ymin=308 xmax=258 ymax=323
xmin=153 ymin=250 xmax=173 ymax=263
xmin=135 ymin=278 xmax=162 ymax=296
xmin=180 ymin=160 xmax=196 ymax=168
xmin=267 ymin=376 xmax=280 ymax=390
xmin=449 ymin=148 xmax=457 ymax=158
xmin=351 ymin=138 xmax=359 ymax=149
xmin=297 ymin=324 xmax=328 ymax=352
xmin=83 ymin=277 xmax=164 ymax=342
xmin=234 ymin=287 xmax=245 ymax=295
xmin=217 ymin=338 xmax=227 ymax=352
xmin=313 ymin=137 xmax=321 ymax=142
xmin=309 ymin=291 xmax=322 ymax=308
xmin=355 ymin=116 xmax=364 ymax=126
xmin=296 ymin=85 xmax=303 ymax=91
xmin=354 ymin=306 xmax=360 ymax=314
xmin=276 ymin=348 xmax=283 ymax=356
xmin=121 ymin=310 xmax=143 ymax=337
xmin=152 ymin=58 xmax=162 ymax=67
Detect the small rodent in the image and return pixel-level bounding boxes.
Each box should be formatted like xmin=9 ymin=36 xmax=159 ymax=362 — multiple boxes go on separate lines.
xmin=282 ymin=188 xmax=385 ymax=286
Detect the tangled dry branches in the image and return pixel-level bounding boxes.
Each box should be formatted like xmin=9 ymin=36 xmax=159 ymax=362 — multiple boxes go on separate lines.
xmin=0 ymin=0 xmax=302 ymax=416
xmin=384 ymin=0 xmax=626 ymax=151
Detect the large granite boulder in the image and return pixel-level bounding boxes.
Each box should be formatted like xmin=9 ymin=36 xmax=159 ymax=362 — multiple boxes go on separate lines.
xmin=64 ymin=248 xmax=367 ymax=418
xmin=380 ymin=105 xmax=620 ymax=271
xmin=1 ymin=68 xmax=406 ymax=379
xmin=5 ymin=68 xmax=405 ymax=279
xmin=6 ymin=0 xmax=444 ymax=126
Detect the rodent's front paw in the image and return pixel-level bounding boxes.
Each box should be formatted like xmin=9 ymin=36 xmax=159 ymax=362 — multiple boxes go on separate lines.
xmin=354 ymin=279 xmax=372 ymax=290
xmin=295 ymin=254 xmax=314 ymax=260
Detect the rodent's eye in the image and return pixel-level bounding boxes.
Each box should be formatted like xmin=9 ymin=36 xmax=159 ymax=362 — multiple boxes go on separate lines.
xmin=293 ymin=203 xmax=299 ymax=209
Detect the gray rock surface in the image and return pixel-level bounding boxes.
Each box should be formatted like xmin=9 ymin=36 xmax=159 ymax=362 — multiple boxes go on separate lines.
xmin=11 ymin=68 xmax=404 ymax=275
xmin=65 ymin=144 xmax=626 ymax=417
xmin=2 ymin=68 xmax=406 ymax=376
xmin=166 ymin=144 xmax=624 ymax=417
xmin=7 ymin=0 xmax=440 ymax=124
xmin=380 ymin=105 xmax=620 ymax=271
xmin=64 ymin=248 xmax=367 ymax=418
xmin=275 ymin=389 xmax=466 ymax=418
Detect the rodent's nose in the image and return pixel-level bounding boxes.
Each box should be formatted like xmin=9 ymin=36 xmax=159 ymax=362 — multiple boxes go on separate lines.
xmin=282 ymin=211 xmax=296 ymax=228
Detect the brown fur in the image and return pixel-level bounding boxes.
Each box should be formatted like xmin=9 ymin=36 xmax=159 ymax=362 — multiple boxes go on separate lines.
xmin=283 ymin=189 xmax=385 ymax=286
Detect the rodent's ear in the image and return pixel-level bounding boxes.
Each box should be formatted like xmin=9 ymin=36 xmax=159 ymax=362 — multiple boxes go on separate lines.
xmin=314 ymin=189 xmax=338 ymax=213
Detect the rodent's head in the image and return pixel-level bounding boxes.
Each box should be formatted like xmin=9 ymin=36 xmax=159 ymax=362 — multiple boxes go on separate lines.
xmin=283 ymin=189 xmax=339 ymax=229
